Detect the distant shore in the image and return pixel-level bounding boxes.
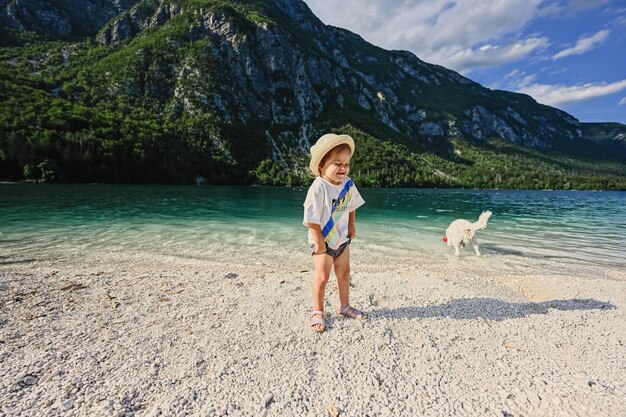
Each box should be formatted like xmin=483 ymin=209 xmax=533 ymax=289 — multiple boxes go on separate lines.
xmin=1 ymin=246 xmax=625 ymax=416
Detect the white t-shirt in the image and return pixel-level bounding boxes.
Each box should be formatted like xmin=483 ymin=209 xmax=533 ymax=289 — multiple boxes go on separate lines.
xmin=303 ymin=176 xmax=365 ymax=249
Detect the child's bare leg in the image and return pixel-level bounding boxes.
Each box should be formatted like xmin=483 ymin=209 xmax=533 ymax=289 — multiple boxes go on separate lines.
xmin=333 ymin=247 xmax=351 ymax=308
xmin=334 ymin=247 xmax=365 ymax=319
xmin=311 ymin=253 xmax=333 ymax=329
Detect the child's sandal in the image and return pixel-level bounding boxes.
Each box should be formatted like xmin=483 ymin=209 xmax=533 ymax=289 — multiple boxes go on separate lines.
xmin=337 ymin=304 xmax=366 ymax=320
xmin=309 ymin=310 xmax=325 ymax=332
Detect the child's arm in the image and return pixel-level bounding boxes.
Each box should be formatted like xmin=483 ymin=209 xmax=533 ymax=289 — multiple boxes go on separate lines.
xmin=308 ymin=224 xmax=326 ymax=255
xmin=348 ymin=210 xmax=357 ymax=239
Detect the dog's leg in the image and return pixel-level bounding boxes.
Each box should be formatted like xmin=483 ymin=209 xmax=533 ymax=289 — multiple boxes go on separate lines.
xmin=470 ymin=236 xmax=481 ymax=256
xmin=452 ymin=242 xmax=460 ymax=256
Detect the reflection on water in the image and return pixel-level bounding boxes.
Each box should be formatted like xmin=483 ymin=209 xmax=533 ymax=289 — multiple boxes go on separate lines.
xmin=1 ymin=184 xmax=625 ymax=268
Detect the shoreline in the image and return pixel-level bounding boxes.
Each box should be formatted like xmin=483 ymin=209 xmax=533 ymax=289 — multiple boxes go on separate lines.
xmin=1 ymin=182 xmax=625 ymax=192
xmin=1 ymin=247 xmax=625 ymax=416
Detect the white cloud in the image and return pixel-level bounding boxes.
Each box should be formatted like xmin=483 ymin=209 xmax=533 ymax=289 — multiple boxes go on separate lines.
xmin=517 ymin=79 xmax=626 ymax=106
xmin=537 ymin=2 xmax=563 ymax=17
xmin=549 ymin=67 xmax=568 ymax=76
xmin=304 ymin=0 xmax=546 ymax=71
xmin=539 ymin=0 xmax=610 ymax=17
xmin=493 ymin=70 xmax=537 ymax=91
xmin=566 ymin=0 xmax=611 ymax=13
xmin=505 ymin=69 xmax=521 ymax=79
xmin=518 ymin=74 xmax=538 ymax=88
xmin=552 ymin=29 xmax=610 ymax=60
xmin=437 ymin=37 xmax=548 ymax=73
xmin=618 ymin=97 xmax=626 ymax=106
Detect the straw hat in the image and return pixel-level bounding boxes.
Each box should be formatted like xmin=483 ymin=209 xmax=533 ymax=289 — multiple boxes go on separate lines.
xmin=309 ymin=133 xmax=355 ymax=175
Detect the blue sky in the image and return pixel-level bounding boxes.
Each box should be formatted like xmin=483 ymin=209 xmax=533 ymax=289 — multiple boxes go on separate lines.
xmin=303 ymin=0 xmax=626 ymax=125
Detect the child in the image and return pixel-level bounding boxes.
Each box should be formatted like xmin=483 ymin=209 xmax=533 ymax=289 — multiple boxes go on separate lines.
xmin=303 ymin=133 xmax=366 ymax=332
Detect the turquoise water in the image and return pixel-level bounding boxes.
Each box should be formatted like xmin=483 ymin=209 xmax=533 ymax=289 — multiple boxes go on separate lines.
xmin=1 ymin=184 xmax=625 ymax=267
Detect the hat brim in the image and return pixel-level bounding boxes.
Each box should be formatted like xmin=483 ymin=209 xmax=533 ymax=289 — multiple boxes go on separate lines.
xmin=309 ymin=134 xmax=355 ymax=175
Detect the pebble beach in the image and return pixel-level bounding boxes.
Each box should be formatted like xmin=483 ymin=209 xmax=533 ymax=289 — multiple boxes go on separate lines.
xmin=1 ymin=243 xmax=625 ymax=417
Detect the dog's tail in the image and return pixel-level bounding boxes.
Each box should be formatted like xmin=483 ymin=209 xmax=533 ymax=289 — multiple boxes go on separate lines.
xmin=472 ymin=210 xmax=492 ymax=230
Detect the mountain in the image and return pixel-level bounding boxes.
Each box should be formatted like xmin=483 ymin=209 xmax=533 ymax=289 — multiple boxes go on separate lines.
xmin=581 ymin=122 xmax=626 ymax=156
xmin=1 ymin=0 xmax=625 ymax=189
xmin=1 ymin=0 xmax=141 ymax=38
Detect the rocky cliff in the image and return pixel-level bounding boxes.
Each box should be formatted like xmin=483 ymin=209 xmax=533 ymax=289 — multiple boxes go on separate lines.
xmin=1 ymin=0 xmax=623 ymax=187
xmin=3 ymin=0 xmax=583 ymax=152
xmin=3 ymin=0 xmax=141 ymax=37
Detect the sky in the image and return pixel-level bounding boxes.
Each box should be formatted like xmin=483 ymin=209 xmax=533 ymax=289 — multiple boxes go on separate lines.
xmin=303 ymin=0 xmax=626 ymax=125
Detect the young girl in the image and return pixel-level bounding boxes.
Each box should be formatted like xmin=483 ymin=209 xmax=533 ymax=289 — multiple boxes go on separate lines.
xmin=303 ymin=133 xmax=366 ymax=332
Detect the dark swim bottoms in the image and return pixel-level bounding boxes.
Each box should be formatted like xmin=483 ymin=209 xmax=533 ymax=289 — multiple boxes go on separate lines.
xmin=311 ymin=239 xmax=351 ymax=260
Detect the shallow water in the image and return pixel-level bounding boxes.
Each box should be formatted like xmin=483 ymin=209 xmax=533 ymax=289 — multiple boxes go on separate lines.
xmin=1 ymin=184 xmax=624 ymax=268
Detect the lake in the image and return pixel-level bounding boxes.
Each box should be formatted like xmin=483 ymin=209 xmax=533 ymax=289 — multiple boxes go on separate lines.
xmin=1 ymin=184 xmax=624 ymax=269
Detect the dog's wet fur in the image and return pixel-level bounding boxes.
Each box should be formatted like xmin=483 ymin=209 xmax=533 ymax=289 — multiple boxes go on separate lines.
xmin=445 ymin=211 xmax=492 ymax=256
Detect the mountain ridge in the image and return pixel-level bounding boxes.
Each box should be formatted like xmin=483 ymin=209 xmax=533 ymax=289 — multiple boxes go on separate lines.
xmin=1 ymin=0 xmax=625 ymax=188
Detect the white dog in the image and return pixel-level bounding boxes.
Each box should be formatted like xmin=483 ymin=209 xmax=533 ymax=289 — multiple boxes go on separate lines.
xmin=445 ymin=211 xmax=492 ymax=256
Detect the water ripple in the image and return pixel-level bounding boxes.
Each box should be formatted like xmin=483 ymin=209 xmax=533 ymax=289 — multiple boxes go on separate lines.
xmin=1 ymin=185 xmax=624 ymax=268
